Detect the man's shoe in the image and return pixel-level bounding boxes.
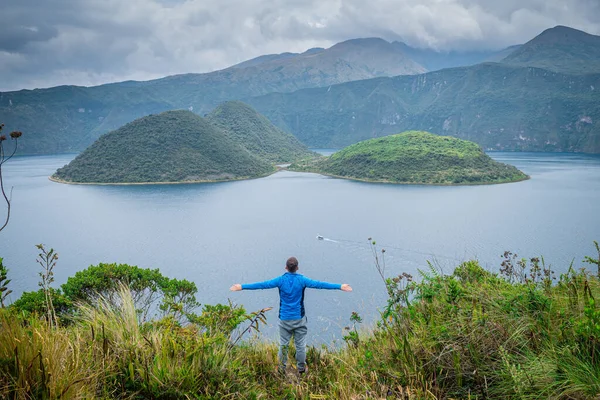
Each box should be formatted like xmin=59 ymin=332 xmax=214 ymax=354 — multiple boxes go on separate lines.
xmin=298 ymin=364 xmax=308 ymax=375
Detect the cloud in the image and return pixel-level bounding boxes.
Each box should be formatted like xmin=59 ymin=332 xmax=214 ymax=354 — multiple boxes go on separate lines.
xmin=0 ymin=0 xmax=598 ymax=91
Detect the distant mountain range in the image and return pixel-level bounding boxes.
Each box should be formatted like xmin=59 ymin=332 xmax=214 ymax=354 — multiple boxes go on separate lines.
xmin=1 ymin=25 xmax=599 ymax=154
xmin=246 ymin=63 xmax=600 ymax=152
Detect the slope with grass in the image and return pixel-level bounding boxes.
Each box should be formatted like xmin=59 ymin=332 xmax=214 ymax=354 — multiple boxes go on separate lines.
xmin=52 ymin=110 xmax=274 ymax=184
xmin=2 ymin=246 xmax=600 ymax=399
xmin=206 ymin=101 xmax=315 ymax=163
xmin=292 ymin=131 xmax=528 ymax=185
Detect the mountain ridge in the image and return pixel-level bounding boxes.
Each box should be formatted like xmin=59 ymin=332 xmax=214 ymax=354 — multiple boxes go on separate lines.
xmin=245 ymin=62 xmax=600 ymax=152
xmin=500 ymin=25 xmax=600 ymax=74
xmin=2 ymin=25 xmax=599 ymax=154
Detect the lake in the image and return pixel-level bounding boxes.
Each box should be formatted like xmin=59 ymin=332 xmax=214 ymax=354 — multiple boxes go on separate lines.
xmin=1 ymin=152 xmax=600 ymax=345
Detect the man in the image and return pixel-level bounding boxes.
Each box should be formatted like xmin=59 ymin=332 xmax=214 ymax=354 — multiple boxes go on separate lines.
xmin=230 ymin=256 xmax=352 ymax=375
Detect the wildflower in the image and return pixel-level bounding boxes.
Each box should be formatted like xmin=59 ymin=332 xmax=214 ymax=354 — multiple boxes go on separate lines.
xmin=0 ymin=135 xmax=5 ymax=141
xmin=10 ymin=131 xmax=22 ymax=139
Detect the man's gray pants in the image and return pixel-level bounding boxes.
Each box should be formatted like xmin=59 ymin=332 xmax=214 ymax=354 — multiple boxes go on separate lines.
xmin=278 ymin=316 xmax=307 ymax=372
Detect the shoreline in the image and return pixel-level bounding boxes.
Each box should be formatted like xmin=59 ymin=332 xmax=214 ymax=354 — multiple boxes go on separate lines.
xmin=48 ymin=169 xmax=278 ymax=186
xmin=286 ymin=168 xmax=530 ymax=186
xmin=48 ymin=168 xmax=529 ymax=187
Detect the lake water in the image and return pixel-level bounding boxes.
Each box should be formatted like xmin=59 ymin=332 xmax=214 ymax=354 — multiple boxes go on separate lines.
xmin=1 ymin=152 xmax=600 ymax=345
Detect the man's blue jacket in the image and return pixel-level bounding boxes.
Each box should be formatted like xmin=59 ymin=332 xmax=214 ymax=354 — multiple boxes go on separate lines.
xmin=242 ymin=272 xmax=341 ymax=320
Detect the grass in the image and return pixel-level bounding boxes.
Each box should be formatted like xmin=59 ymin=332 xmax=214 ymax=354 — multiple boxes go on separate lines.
xmin=1 ymin=252 xmax=600 ymax=399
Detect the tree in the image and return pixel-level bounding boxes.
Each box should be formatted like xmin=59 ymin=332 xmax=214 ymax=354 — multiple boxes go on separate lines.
xmin=61 ymin=263 xmax=200 ymax=322
xmin=0 ymin=123 xmax=22 ymax=232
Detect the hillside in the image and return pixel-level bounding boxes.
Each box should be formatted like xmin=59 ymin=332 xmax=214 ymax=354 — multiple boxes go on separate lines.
xmin=229 ymin=47 xmax=325 ymax=69
xmin=2 ymin=26 xmax=600 ymax=155
xmin=3 ymin=255 xmax=599 ymax=398
xmin=52 ymin=110 xmax=274 ymax=184
xmin=228 ymin=38 xmax=423 ymax=78
xmin=501 ymin=26 xmax=600 ymax=74
xmin=291 ymin=131 xmax=528 ymax=185
xmin=206 ymin=101 xmax=315 ymax=163
xmin=246 ymin=63 xmax=600 ymax=153
xmin=0 ymin=38 xmax=424 ymax=155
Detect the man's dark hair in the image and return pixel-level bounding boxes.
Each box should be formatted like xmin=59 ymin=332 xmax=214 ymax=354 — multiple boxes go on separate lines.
xmin=286 ymin=257 xmax=299 ymax=273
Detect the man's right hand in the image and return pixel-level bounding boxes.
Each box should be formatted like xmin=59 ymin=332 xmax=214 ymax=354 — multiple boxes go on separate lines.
xmin=341 ymin=284 xmax=352 ymax=292
xmin=230 ymin=284 xmax=242 ymax=291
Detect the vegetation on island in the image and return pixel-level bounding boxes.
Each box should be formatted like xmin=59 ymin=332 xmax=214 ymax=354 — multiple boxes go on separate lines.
xmin=206 ymin=101 xmax=315 ymax=163
xmin=291 ymin=131 xmax=528 ymax=185
xmin=52 ymin=110 xmax=275 ymax=184
xmin=0 ymin=241 xmax=599 ymax=399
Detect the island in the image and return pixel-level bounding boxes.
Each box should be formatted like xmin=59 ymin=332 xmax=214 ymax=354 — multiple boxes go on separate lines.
xmin=51 ymin=103 xmax=313 ymax=185
xmin=206 ymin=101 xmax=315 ymax=163
xmin=289 ymin=131 xmax=529 ymax=185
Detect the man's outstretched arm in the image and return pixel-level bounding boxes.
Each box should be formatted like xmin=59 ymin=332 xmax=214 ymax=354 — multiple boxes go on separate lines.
xmin=303 ymin=277 xmax=352 ymax=291
xmin=230 ymin=276 xmax=281 ymax=291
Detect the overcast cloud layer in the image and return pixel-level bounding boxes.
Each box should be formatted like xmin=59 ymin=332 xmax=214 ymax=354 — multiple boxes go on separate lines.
xmin=1 ymin=0 xmax=599 ymax=91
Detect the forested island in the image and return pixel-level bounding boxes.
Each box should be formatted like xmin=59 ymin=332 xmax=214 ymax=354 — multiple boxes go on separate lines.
xmin=51 ymin=103 xmax=313 ymax=184
xmin=290 ymin=131 xmax=528 ymax=185
xmin=205 ymin=101 xmax=315 ymax=163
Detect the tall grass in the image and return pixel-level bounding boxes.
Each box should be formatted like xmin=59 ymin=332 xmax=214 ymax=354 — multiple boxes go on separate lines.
xmin=1 ymin=259 xmax=599 ymax=399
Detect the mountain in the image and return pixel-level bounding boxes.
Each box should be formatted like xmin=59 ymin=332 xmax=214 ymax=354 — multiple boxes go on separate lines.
xmin=230 ymin=53 xmax=301 ymax=69
xmin=484 ymin=45 xmax=523 ymax=62
xmin=230 ymin=48 xmax=325 ymax=69
xmin=245 ymin=63 xmax=600 ymax=153
xmin=501 ymin=26 xmax=600 ymax=74
xmin=392 ymin=41 xmax=499 ymax=71
xmin=52 ymin=110 xmax=274 ymax=184
xmin=230 ymin=38 xmax=424 ymax=79
xmin=206 ymin=101 xmax=315 ymax=163
xmin=0 ymin=38 xmax=425 ymax=155
xmin=3 ymin=26 xmax=600 ymax=155
xmin=290 ymin=131 xmax=527 ymax=185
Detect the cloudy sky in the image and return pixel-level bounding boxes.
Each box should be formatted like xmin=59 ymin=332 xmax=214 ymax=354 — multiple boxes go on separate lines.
xmin=1 ymin=0 xmax=599 ymax=91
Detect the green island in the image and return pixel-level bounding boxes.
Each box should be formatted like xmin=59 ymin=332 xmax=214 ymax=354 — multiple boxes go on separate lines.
xmin=1 ymin=243 xmax=600 ymax=399
xmin=51 ymin=103 xmax=312 ymax=185
xmin=206 ymin=101 xmax=316 ymax=163
xmin=290 ymin=131 xmax=529 ymax=185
